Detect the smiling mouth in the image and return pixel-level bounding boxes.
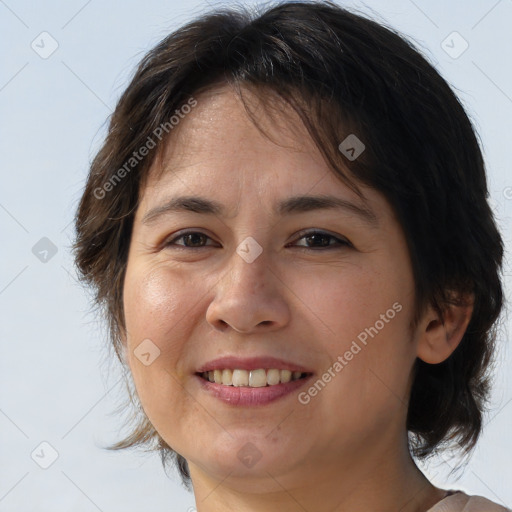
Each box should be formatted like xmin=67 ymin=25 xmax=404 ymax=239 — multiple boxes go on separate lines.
xmin=198 ymin=368 xmax=311 ymax=387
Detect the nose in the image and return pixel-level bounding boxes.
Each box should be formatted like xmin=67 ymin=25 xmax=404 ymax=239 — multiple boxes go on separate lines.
xmin=205 ymin=247 xmax=291 ymax=334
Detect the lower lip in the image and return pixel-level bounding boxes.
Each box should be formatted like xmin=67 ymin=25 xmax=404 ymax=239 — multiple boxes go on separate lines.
xmin=195 ymin=374 xmax=313 ymax=406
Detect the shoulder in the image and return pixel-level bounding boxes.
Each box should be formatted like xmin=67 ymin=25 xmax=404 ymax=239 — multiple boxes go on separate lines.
xmin=462 ymin=494 xmax=511 ymax=512
xmin=427 ymin=491 xmax=511 ymax=512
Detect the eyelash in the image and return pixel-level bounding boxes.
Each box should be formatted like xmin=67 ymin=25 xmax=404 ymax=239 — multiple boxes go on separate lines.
xmin=164 ymin=229 xmax=352 ymax=251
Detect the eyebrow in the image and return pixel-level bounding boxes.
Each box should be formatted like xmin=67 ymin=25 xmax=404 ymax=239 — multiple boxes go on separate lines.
xmin=141 ymin=194 xmax=378 ymax=227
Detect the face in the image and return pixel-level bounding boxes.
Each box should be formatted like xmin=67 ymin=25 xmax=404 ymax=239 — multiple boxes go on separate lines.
xmin=122 ymin=84 xmax=421 ymax=490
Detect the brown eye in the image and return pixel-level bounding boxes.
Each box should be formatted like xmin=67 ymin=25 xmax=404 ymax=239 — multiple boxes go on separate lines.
xmin=164 ymin=229 xmax=351 ymax=251
xmin=165 ymin=231 xmax=216 ymax=248
xmin=291 ymin=230 xmax=352 ymax=250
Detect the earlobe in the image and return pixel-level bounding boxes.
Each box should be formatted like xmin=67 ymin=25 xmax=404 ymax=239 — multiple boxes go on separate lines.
xmin=416 ymin=294 xmax=474 ymax=364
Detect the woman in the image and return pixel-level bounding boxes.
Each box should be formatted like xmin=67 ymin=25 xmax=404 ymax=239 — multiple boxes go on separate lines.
xmin=73 ymin=1 xmax=509 ymax=510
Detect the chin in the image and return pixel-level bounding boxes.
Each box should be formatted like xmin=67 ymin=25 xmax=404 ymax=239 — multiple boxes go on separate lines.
xmin=187 ymin=433 xmax=307 ymax=484
xmin=189 ymin=454 xmax=302 ymax=494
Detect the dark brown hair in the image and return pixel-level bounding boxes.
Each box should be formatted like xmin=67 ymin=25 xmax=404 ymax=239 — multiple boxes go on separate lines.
xmin=73 ymin=0 xmax=504 ymax=488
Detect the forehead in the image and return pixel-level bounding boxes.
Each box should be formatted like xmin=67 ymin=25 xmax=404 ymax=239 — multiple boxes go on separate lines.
xmin=146 ymin=84 xmax=321 ymax=182
xmin=136 ymin=83 xmax=389 ymax=227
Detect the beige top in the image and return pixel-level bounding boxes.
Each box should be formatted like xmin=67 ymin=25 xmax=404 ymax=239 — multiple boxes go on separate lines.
xmin=427 ymin=491 xmax=510 ymax=512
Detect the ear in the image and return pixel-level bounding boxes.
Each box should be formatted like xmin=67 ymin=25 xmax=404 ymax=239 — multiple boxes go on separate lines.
xmin=416 ymin=293 xmax=474 ymax=364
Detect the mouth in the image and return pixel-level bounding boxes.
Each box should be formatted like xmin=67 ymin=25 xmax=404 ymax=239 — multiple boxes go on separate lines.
xmin=194 ymin=356 xmax=314 ymax=406
xmin=197 ymin=368 xmax=310 ymax=387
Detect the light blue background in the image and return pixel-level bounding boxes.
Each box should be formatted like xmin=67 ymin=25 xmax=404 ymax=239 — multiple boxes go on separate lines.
xmin=1 ymin=1 xmax=511 ymax=510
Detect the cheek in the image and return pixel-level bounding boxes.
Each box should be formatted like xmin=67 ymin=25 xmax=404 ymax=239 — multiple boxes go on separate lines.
xmin=294 ymin=260 xmax=416 ymax=424
xmin=124 ymin=266 xmax=179 ymax=335
xmin=122 ymin=264 xmax=202 ymax=431
xmin=293 ymin=261 xmax=410 ymax=349
xmin=124 ymin=257 xmax=202 ymax=331
xmin=122 ymin=262 xmax=200 ymax=379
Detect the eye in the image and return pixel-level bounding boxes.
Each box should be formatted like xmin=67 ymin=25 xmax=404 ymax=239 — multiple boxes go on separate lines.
xmin=164 ymin=231 xmax=218 ymax=249
xmin=163 ymin=229 xmax=352 ymax=250
xmin=289 ymin=230 xmax=352 ymax=250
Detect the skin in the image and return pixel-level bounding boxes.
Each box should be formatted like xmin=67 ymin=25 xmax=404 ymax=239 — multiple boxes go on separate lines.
xmin=121 ymin=84 xmax=473 ymax=511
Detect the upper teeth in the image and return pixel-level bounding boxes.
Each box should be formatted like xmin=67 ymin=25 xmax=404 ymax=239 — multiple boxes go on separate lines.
xmin=201 ymin=369 xmax=304 ymax=387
